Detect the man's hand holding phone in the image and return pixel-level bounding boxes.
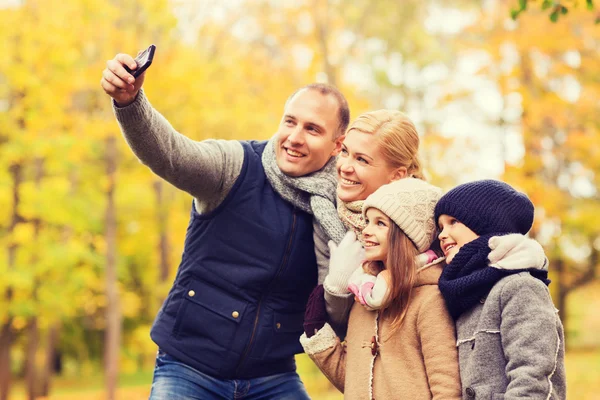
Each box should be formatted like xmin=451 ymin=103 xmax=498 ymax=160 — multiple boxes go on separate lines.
xmin=101 ymin=45 xmax=155 ymax=107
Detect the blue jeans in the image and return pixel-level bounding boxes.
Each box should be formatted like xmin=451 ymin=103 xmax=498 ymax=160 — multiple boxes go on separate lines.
xmin=149 ymin=349 xmax=311 ymax=399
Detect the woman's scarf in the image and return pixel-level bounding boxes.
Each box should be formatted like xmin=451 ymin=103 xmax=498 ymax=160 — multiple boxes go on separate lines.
xmin=337 ymin=198 xmax=366 ymax=244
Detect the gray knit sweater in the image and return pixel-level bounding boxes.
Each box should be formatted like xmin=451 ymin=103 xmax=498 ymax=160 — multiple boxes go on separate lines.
xmin=112 ymin=90 xmax=350 ymax=320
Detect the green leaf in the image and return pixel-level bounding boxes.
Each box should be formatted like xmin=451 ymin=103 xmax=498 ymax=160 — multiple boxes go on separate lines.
xmin=542 ymin=0 xmax=553 ymax=10
xmin=519 ymin=0 xmax=528 ymax=11
xmin=561 ymin=6 xmax=569 ymax=15
xmin=586 ymin=0 xmax=594 ymax=11
xmin=511 ymin=8 xmax=521 ymax=20
xmin=550 ymin=9 xmax=560 ymax=22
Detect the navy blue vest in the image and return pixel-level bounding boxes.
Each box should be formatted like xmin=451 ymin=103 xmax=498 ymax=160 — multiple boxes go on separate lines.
xmin=150 ymin=140 xmax=318 ymax=379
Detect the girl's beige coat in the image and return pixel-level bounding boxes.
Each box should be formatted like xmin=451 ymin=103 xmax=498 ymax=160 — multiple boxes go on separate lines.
xmin=300 ymin=263 xmax=461 ymax=400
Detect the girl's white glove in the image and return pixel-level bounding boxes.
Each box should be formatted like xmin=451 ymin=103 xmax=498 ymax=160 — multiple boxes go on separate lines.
xmin=323 ymin=231 xmax=365 ymax=295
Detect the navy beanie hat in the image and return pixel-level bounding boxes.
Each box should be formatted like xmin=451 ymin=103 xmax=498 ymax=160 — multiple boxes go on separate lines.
xmin=434 ymin=180 xmax=534 ymax=236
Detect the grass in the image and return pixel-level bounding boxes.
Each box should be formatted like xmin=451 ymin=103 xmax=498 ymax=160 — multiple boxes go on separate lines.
xmin=564 ymin=348 xmax=600 ymax=400
xmin=9 ymin=370 xmax=154 ymax=399
xmin=9 ymin=349 xmax=599 ymax=399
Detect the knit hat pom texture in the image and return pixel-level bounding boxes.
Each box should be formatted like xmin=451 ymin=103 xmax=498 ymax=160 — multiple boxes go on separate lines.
xmin=362 ymin=178 xmax=442 ymax=253
xmin=434 ymin=179 xmax=534 ymax=236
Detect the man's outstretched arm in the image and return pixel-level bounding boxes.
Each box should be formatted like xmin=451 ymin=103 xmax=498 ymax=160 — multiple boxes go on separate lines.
xmin=113 ymin=90 xmax=243 ymax=212
xmin=102 ymin=52 xmax=243 ymax=212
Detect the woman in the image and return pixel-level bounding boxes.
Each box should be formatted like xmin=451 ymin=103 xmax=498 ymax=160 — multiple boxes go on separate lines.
xmin=336 ymin=110 xmax=423 ymax=241
xmin=320 ymin=110 xmax=425 ymax=327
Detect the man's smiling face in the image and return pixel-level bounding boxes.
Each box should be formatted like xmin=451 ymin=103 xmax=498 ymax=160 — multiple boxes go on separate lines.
xmin=275 ymin=88 xmax=343 ymax=177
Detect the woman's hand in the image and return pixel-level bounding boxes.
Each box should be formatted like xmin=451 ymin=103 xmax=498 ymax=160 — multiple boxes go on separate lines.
xmin=323 ymin=231 xmax=365 ymax=295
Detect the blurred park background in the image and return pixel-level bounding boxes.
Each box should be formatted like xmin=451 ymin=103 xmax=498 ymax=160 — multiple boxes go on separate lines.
xmin=1 ymin=0 xmax=600 ymax=398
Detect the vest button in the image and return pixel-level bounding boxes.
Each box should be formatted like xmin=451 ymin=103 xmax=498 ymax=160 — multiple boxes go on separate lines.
xmin=276 ymin=323 xmax=281 ymax=329
xmin=188 ymin=290 xmax=195 ymax=297
xmin=232 ymin=311 xmax=240 ymax=319
xmin=465 ymin=387 xmax=476 ymax=398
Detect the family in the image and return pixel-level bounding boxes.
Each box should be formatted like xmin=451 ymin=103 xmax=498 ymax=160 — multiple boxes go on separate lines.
xmin=101 ymin=52 xmax=566 ymax=399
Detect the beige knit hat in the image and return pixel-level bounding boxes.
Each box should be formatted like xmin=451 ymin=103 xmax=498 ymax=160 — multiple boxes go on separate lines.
xmin=362 ymin=178 xmax=442 ymax=253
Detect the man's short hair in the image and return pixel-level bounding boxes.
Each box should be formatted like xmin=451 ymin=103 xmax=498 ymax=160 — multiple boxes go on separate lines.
xmin=286 ymin=83 xmax=350 ymax=139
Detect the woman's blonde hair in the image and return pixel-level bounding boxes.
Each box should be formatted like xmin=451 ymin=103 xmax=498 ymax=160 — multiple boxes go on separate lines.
xmin=345 ymin=110 xmax=424 ymax=179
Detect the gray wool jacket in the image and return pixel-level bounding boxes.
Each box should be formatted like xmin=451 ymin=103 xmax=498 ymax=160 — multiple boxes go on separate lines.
xmin=455 ymin=271 xmax=566 ymax=399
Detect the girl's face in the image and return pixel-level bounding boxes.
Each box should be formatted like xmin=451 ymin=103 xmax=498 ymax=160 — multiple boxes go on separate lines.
xmin=362 ymin=208 xmax=391 ymax=263
xmin=336 ymin=131 xmax=405 ymax=202
xmin=437 ymin=214 xmax=479 ymax=263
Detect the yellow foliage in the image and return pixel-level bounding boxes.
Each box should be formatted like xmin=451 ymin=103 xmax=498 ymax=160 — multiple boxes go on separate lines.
xmin=11 ymin=317 xmax=27 ymax=331
xmin=2 ymin=3 xmax=599 ymax=398
xmin=93 ymin=235 xmax=107 ymax=255
xmin=9 ymin=223 xmax=35 ymax=246
xmin=120 ymin=291 xmax=143 ymax=319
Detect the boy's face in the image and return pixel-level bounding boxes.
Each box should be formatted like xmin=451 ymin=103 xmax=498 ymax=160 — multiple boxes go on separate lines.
xmin=437 ymin=214 xmax=479 ymax=264
xmin=362 ymin=208 xmax=391 ymax=263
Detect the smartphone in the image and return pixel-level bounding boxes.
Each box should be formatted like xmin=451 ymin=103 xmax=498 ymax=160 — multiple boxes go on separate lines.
xmin=124 ymin=44 xmax=156 ymax=78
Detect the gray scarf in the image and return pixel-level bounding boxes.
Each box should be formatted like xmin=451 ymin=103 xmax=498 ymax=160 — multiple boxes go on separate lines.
xmin=262 ymin=136 xmax=347 ymax=244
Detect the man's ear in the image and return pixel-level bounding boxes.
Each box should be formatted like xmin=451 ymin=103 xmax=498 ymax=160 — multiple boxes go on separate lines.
xmin=330 ymin=134 xmax=345 ymax=156
xmin=390 ymin=167 xmax=408 ymax=181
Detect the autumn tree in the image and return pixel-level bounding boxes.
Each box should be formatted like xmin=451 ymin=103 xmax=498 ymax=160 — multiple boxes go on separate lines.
xmin=510 ymin=0 xmax=599 ymax=23
xmin=456 ymin=1 xmax=600 ymax=344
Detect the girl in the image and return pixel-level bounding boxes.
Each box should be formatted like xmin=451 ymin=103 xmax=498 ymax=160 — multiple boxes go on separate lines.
xmin=435 ymin=179 xmax=566 ymax=399
xmin=301 ymin=178 xmax=462 ymax=399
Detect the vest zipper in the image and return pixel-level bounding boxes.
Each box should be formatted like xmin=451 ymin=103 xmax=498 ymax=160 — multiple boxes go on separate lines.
xmin=234 ymin=209 xmax=298 ymax=375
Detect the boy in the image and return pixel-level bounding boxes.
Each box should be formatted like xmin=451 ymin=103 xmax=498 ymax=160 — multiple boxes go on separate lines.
xmin=435 ymin=179 xmax=566 ymax=399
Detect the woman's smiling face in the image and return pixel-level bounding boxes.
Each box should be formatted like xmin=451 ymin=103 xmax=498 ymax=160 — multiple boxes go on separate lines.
xmin=336 ymin=131 xmax=402 ymax=202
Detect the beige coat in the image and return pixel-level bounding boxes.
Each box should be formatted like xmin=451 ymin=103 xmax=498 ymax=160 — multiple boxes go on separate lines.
xmin=300 ymin=262 xmax=461 ymax=400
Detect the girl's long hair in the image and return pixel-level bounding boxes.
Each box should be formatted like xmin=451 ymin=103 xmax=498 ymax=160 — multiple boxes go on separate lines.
xmin=381 ymin=223 xmax=419 ymax=338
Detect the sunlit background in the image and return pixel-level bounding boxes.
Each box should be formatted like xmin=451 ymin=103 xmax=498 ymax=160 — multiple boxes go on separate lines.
xmin=1 ymin=0 xmax=599 ymax=399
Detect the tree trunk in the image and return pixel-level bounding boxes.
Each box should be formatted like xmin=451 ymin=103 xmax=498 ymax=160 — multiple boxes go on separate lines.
xmin=39 ymin=165 xmax=75 ymax=397
xmin=0 ymin=323 xmax=14 ymax=400
xmin=25 ymin=157 xmax=44 ymax=399
xmin=555 ymin=241 xmax=598 ymax=349
xmin=40 ymin=167 xmax=78 ymax=397
xmin=104 ymin=136 xmax=121 ymax=400
xmin=39 ymin=323 xmax=61 ymax=396
xmin=25 ymin=319 xmax=39 ymax=399
xmin=0 ymin=163 xmax=23 ymax=400
xmin=554 ymin=259 xmax=568 ymax=347
xmin=313 ymin=0 xmax=337 ymax=86
xmin=153 ymin=180 xmax=170 ymax=285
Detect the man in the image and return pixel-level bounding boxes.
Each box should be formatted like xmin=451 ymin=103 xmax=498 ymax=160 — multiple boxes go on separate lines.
xmin=101 ymin=52 xmax=352 ymax=399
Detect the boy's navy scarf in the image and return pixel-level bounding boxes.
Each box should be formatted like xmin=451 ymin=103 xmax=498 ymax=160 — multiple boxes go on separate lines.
xmin=438 ymin=234 xmax=550 ymax=320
